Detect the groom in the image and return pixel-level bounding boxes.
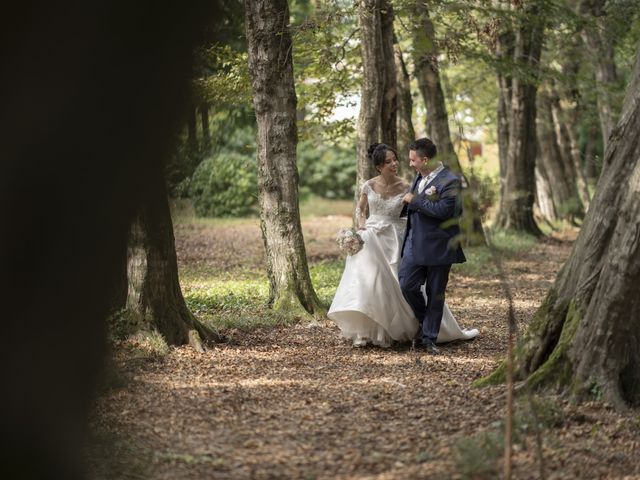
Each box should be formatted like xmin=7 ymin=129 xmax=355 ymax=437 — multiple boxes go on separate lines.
xmin=399 ymin=138 xmax=466 ymax=354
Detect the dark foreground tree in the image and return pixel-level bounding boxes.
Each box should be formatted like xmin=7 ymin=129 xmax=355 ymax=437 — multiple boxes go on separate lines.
xmin=480 ymin=45 xmax=640 ymax=410
xmin=125 ymin=169 xmax=217 ymax=349
xmin=245 ymin=0 xmax=323 ymax=315
xmin=0 ymin=1 xmax=219 ymax=478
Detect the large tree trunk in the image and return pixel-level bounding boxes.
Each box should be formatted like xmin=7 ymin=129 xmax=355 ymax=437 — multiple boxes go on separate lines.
xmin=245 ymin=0 xmax=323 ymax=315
xmin=355 ymin=0 xmax=385 ymax=195
xmin=579 ymin=0 xmax=618 ymax=150
xmin=482 ymin=46 xmax=640 ymax=410
xmin=535 ymin=90 xmax=584 ymax=223
xmin=495 ymin=4 xmax=544 ymax=235
xmin=496 ymin=30 xmax=514 ymax=200
xmin=380 ymin=0 xmax=397 ymax=150
xmin=126 ymin=170 xmax=216 ymax=348
xmin=412 ymin=0 xmax=484 ymax=244
xmin=394 ymin=39 xmax=416 ymax=181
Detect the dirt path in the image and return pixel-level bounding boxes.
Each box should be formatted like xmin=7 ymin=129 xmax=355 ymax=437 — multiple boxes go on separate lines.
xmin=92 ymin=219 xmax=640 ymax=479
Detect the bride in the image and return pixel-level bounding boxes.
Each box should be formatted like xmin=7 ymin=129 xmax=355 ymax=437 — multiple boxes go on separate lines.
xmin=328 ymin=143 xmax=478 ymax=347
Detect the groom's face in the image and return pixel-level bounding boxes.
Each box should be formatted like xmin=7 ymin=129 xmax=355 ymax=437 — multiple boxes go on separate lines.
xmin=409 ymin=149 xmax=427 ymax=172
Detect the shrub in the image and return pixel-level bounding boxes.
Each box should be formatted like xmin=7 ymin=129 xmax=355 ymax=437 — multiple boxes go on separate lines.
xmin=189 ymin=150 xmax=258 ymax=217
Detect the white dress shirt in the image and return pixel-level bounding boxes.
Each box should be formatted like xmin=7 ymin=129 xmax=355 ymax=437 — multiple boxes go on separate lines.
xmin=418 ymin=162 xmax=444 ymax=193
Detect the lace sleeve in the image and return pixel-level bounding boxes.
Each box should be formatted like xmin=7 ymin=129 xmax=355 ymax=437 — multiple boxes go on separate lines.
xmin=354 ymin=181 xmax=369 ymax=229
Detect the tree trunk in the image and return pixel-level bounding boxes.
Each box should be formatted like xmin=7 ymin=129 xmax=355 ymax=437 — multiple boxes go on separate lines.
xmin=482 ymin=46 xmax=640 ymax=410
xmin=126 ymin=170 xmax=215 ymax=349
xmin=394 ymin=39 xmax=416 ymax=181
xmin=579 ymin=0 xmax=618 ymax=150
xmin=200 ymin=103 xmax=210 ymax=147
xmin=187 ymin=106 xmax=197 ymax=149
xmin=496 ymin=30 xmax=514 ymax=201
xmin=412 ymin=0 xmax=455 ymax=165
xmin=584 ymin=125 xmax=598 ymax=180
xmin=495 ymin=4 xmax=544 ymax=235
xmin=245 ymin=0 xmax=323 ymax=315
xmin=355 ymin=0 xmax=385 ymax=196
xmin=534 ymin=166 xmax=556 ymax=223
xmin=380 ymin=0 xmax=397 ymax=151
xmin=556 ymin=46 xmax=592 ymax=209
xmin=412 ymin=0 xmax=484 ymax=244
xmin=535 ymin=90 xmax=584 ymax=223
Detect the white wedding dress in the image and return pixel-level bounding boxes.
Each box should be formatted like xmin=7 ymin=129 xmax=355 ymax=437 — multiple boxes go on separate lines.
xmin=328 ymin=180 xmax=479 ymax=347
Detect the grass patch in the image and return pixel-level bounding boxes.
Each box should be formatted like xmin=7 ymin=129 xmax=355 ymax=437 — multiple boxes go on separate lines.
xmin=181 ymin=260 xmax=345 ymax=331
xmin=300 ymin=195 xmax=353 ymax=218
xmin=454 ymin=229 xmax=539 ymax=275
xmin=310 ymin=259 xmax=344 ymax=307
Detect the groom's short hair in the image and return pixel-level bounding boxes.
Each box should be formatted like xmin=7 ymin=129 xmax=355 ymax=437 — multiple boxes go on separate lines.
xmin=409 ymin=138 xmax=437 ymax=159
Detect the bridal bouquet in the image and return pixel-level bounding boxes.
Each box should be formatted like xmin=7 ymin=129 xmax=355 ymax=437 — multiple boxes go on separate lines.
xmin=336 ymin=228 xmax=364 ymax=256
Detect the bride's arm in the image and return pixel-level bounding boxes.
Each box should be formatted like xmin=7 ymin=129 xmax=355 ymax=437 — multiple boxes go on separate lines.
xmin=354 ymin=190 xmax=368 ymax=230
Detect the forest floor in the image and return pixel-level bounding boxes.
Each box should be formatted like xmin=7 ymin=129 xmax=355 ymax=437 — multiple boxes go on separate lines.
xmin=90 ymin=210 xmax=640 ymax=479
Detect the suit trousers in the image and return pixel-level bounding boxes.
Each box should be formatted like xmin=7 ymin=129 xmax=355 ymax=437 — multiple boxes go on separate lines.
xmin=399 ymin=236 xmax=451 ymax=344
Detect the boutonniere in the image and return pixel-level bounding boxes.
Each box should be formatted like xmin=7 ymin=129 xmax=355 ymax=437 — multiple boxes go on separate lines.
xmin=424 ymin=185 xmax=438 ymax=200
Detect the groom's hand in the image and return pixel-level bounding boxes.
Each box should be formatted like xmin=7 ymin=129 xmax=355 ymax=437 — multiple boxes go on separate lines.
xmin=402 ymin=193 xmax=415 ymax=204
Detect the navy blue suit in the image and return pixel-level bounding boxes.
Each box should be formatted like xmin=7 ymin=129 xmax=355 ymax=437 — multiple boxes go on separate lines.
xmin=399 ymin=167 xmax=466 ymax=345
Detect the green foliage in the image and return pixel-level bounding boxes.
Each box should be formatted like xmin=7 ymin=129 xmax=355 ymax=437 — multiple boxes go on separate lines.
xmin=190 ymin=149 xmax=257 ymax=218
xmin=291 ymin=0 xmax=360 ymax=142
xmin=309 ymin=260 xmax=344 ymax=307
xmin=297 ymin=141 xmax=357 ymax=199
xmin=192 ymin=45 xmax=251 ymax=107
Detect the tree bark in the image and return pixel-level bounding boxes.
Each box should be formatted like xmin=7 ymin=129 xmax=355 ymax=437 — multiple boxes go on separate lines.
xmin=482 ymin=45 xmax=640 ymax=410
xmin=495 ymin=4 xmax=544 ymax=235
xmin=245 ymin=0 xmax=323 ymax=315
xmin=534 ymin=166 xmax=556 ymax=223
xmin=126 ymin=170 xmax=216 ymax=349
xmin=355 ymin=0 xmax=385 ymax=196
xmin=496 ymin=30 xmax=514 ymax=201
xmin=412 ymin=0 xmax=484 ymax=244
xmin=200 ymin=103 xmax=210 ymax=147
xmin=380 ymin=0 xmax=397 ymax=151
xmin=579 ymin=0 xmax=618 ymax=150
xmin=394 ymin=39 xmax=416 ymax=181
xmin=535 ymin=90 xmax=584 ymax=223
xmin=412 ymin=0 xmax=455 ymax=165
xmin=187 ymin=106 xmax=198 ymax=149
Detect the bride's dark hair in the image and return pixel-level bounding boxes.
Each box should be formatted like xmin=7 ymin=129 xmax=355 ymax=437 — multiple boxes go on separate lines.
xmin=366 ymin=143 xmax=381 ymax=160
xmin=369 ymin=143 xmax=398 ymax=173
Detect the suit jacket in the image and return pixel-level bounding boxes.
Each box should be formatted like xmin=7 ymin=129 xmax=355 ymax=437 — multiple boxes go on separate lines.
xmin=401 ymin=167 xmax=466 ymax=266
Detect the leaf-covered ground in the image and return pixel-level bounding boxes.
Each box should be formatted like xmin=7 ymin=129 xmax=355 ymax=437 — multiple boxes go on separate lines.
xmin=90 ymin=214 xmax=640 ymax=479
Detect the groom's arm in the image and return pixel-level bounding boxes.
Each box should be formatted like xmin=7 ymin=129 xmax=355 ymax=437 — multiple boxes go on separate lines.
xmin=406 ymin=179 xmax=461 ymax=220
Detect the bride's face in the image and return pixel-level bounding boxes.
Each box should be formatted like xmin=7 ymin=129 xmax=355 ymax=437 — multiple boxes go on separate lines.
xmin=378 ymin=150 xmax=398 ymax=175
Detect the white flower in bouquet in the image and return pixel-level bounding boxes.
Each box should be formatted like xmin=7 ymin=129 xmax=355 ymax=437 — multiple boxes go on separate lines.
xmin=336 ymin=228 xmax=364 ymax=256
